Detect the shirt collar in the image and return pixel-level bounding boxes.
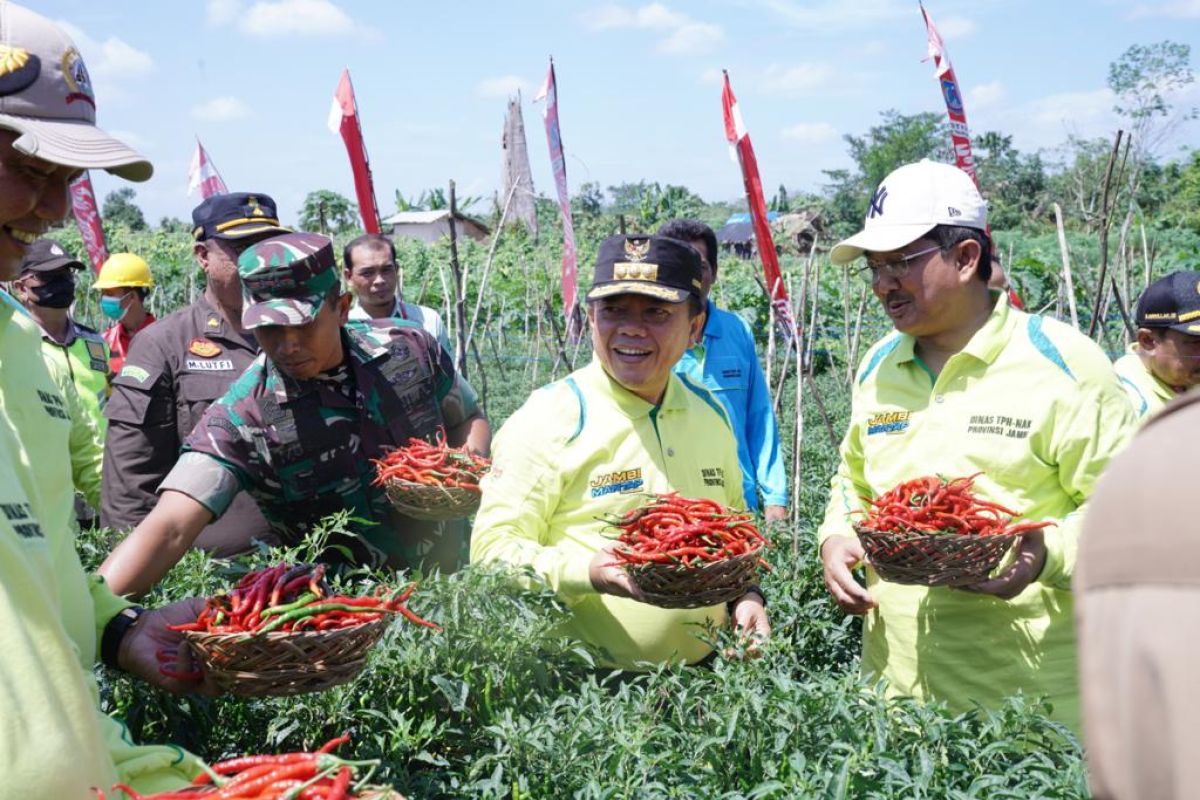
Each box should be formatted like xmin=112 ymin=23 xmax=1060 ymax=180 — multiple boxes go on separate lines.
xmin=579 ymin=357 xmax=689 ymax=419
xmin=267 ymin=326 xmax=386 ymax=405
xmin=893 ymin=291 xmax=1011 ymax=367
xmin=701 ymin=298 xmax=722 ymax=340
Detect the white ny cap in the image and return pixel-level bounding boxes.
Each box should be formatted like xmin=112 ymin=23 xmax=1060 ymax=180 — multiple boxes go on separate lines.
xmin=829 ymin=159 xmax=986 ymax=265
xmin=0 ymin=3 xmax=151 ymax=181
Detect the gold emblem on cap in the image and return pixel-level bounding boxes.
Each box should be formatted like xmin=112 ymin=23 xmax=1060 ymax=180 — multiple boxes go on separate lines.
xmin=247 ymin=196 xmax=266 ymax=218
xmin=613 ymin=262 xmax=659 ymax=282
xmin=624 ymin=238 xmax=651 ymax=262
xmin=0 ymin=46 xmax=31 ymax=77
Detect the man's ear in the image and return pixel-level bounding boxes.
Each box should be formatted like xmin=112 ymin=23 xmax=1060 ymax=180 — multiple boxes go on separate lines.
xmin=336 ymin=291 xmax=353 ymax=324
xmin=955 ymin=239 xmax=983 ymax=283
xmin=1136 ymin=328 xmax=1159 ymax=353
xmin=193 ymin=242 xmax=209 ymax=272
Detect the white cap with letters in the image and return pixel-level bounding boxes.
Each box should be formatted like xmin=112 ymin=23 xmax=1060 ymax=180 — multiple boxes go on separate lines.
xmin=830 ymin=159 xmax=986 ymax=265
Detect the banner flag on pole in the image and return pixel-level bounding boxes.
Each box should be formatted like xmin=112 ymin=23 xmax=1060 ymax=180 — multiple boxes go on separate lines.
xmin=187 ymin=137 xmax=229 ymax=199
xmin=533 ymin=57 xmax=580 ymax=336
xmin=327 ymin=67 xmax=382 ymax=234
xmin=721 ymin=70 xmax=794 ymax=334
xmin=920 ymin=4 xmax=1023 ymax=308
xmin=69 ymin=172 xmax=108 ymax=273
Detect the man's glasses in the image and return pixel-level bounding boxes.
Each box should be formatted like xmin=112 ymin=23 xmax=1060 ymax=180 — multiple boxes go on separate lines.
xmin=857 ymin=244 xmax=942 ymax=282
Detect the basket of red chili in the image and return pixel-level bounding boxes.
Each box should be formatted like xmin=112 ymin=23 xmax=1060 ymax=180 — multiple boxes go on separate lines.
xmin=853 ymin=473 xmax=1053 ymax=587
xmin=373 ymin=435 xmax=491 ymax=521
xmin=167 ymin=563 xmax=442 ymax=697
xmin=607 ymin=493 xmax=770 ymax=609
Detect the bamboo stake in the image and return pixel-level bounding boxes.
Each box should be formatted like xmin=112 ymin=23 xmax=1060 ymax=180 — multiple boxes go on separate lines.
xmin=1054 ymin=203 xmax=1080 ymax=329
xmin=1087 ymin=131 xmax=1126 ymax=339
xmin=446 ymin=180 xmax=470 ymax=377
xmin=466 ymin=182 xmax=520 ymax=351
xmin=805 ymin=254 xmax=821 ymax=377
xmin=1140 ymin=220 xmax=1151 ymax=292
xmin=847 ymin=283 xmax=869 ymax=384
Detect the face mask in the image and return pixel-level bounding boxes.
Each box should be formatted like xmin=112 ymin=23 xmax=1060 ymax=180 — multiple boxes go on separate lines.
xmin=28 ymin=273 xmax=76 ymax=309
xmin=100 ymin=294 xmax=130 ymax=321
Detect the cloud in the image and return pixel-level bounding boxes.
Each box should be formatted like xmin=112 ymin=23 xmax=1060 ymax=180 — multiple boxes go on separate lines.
xmin=761 ymin=63 xmax=835 ymax=96
xmin=759 ymin=0 xmax=908 ymax=31
xmin=1129 ymin=0 xmax=1200 ymax=18
xmin=968 ymin=81 xmax=1006 ymax=112
xmin=191 ymin=96 xmax=252 ymax=122
xmin=1014 ymin=88 xmax=1120 ymax=150
xmin=56 ymin=21 xmax=153 ymax=83
xmin=106 ymin=129 xmax=152 ymax=150
xmin=780 ymin=122 xmax=839 ymax=144
xmin=699 ymin=67 xmax=724 ymax=86
xmin=581 ymin=3 xmax=724 ymax=55
xmin=935 ymin=16 xmax=977 ymax=39
xmin=207 ymin=0 xmax=357 ymax=36
xmin=477 ymin=75 xmax=532 ymax=98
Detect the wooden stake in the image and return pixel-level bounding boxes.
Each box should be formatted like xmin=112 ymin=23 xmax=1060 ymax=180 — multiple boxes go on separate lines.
xmin=847 ymin=283 xmax=869 ymax=385
xmin=1054 ymin=203 xmax=1080 ymax=329
xmin=446 ymin=180 xmax=470 ymax=377
xmin=1087 ymin=130 xmax=1126 ymax=338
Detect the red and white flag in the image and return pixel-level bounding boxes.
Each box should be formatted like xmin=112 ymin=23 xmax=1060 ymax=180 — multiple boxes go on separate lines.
xmin=327 ymin=68 xmax=382 ymax=234
xmin=920 ymin=4 xmax=1023 ymax=308
xmin=69 ymin=172 xmax=108 ymax=273
xmin=721 ymin=71 xmax=793 ymax=334
xmin=187 ymin=137 xmax=228 ymax=199
xmin=533 ymin=58 xmax=580 ymax=336
xmin=920 ymin=3 xmax=977 ymax=185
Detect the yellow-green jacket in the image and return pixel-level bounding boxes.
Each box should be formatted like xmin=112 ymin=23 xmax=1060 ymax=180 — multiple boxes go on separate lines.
xmin=0 ymin=293 xmax=199 ymax=795
xmin=472 ymin=358 xmax=745 ymax=668
xmin=1113 ymin=345 xmax=1174 ymax=419
xmin=37 ymin=317 xmax=111 ymax=436
xmin=817 ymin=295 xmax=1137 ymax=733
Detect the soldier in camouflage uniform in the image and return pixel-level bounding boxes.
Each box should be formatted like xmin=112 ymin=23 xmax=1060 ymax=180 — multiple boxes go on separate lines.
xmin=99 ymin=232 xmax=490 ymax=596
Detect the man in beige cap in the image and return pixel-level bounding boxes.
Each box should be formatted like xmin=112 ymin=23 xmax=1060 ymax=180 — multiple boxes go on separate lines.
xmin=0 ymin=4 xmax=206 ymax=796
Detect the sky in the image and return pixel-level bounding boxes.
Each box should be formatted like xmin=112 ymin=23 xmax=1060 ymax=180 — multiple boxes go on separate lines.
xmin=35 ymin=0 xmax=1200 ymax=226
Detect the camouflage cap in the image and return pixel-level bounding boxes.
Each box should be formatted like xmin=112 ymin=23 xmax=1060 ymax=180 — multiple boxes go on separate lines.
xmin=238 ymin=232 xmax=339 ymax=329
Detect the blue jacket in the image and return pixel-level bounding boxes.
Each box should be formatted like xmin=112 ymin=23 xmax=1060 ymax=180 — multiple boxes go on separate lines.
xmin=674 ymin=300 xmax=787 ymax=510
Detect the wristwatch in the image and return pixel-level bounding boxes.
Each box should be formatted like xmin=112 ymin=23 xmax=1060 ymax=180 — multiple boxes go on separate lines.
xmin=101 ymin=605 xmax=146 ymax=669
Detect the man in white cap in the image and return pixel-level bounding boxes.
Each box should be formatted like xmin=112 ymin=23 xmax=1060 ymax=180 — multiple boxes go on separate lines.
xmin=0 ymin=4 xmax=205 ymax=795
xmin=815 ymin=159 xmax=1136 ymax=733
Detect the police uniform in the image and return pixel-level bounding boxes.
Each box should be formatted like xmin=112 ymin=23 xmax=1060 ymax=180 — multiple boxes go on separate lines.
xmin=816 ymin=295 xmax=1137 ymax=733
xmin=100 ymin=192 xmax=289 ymax=555
xmin=158 ymin=233 xmax=480 ymax=571
xmin=102 ymin=297 xmax=271 ymax=553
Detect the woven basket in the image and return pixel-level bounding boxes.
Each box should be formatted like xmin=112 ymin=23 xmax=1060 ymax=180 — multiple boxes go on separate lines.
xmin=383 ymin=478 xmax=481 ymax=521
xmin=625 ymin=548 xmax=763 ymax=609
xmin=854 ymin=525 xmax=1018 ymax=587
xmin=183 ymin=616 xmax=391 ymax=697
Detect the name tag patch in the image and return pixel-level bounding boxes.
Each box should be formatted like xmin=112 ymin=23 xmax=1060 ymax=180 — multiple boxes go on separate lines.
xmin=966 ymin=414 xmax=1031 ymax=439
xmin=186 ymin=358 xmax=235 ymax=372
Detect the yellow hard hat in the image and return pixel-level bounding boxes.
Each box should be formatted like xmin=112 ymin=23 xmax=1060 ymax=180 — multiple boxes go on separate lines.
xmin=94 ymin=252 xmax=154 ymax=289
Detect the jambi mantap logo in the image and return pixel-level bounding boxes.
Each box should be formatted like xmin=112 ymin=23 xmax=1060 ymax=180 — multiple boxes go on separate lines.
xmin=590 ymin=468 xmax=644 ymax=498
xmin=61 ymin=47 xmax=94 ymax=109
xmin=866 ymin=411 xmax=911 ymax=436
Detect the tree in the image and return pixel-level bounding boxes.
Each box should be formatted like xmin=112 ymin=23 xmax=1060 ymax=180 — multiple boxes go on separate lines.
xmin=298 ymin=190 xmax=359 ymax=235
xmin=102 ymin=187 xmax=147 ymax=231
xmin=572 ymin=181 xmax=604 ymax=218
xmin=1109 ymin=41 xmax=1196 ymax=158
xmin=769 ymin=184 xmax=791 ymax=213
xmin=823 ymin=110 xmax=950 ymax=234
xmin=973 ymin=131 xmax=1048 ymax=230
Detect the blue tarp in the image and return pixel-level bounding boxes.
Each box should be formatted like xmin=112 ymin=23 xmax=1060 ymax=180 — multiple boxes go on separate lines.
xmin=723 ymin=211 xmax=780 ymax=225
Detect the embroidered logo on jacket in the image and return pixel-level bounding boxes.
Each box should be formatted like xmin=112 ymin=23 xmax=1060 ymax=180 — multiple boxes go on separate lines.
xmin=867 ymin=411 xmax=911 ymax=436
xmin=590 ymin=468 xmax=644 ymax=497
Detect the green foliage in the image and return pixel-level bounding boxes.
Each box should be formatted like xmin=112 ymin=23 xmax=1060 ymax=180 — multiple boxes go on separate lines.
xmin=1108 ymin=41 xmax=1195 ymax=123
xmin=299 ymin=189 xmax=361 ymax=235
xmin=102 ymin=187 xmax=147 ymax=231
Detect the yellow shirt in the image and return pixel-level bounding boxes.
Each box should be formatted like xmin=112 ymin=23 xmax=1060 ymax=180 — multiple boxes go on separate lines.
xmin=472 ymin=359 xmax=745 ymax=668
xmin=0 ymin=293 xmax=198 ymax=794
xmin=1113 ymin=345 xmax=1174 ymax=419
xmin=817 ymin=295 xmax=1137 ymax=732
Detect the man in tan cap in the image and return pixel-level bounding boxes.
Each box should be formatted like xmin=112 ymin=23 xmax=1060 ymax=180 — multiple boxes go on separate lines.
xmin=0 ymin=4 xmax=206 ymax=796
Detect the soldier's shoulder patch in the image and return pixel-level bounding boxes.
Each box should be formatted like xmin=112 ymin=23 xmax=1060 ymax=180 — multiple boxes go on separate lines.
xmin=119 ymin=364 xmax=151 ymax=384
